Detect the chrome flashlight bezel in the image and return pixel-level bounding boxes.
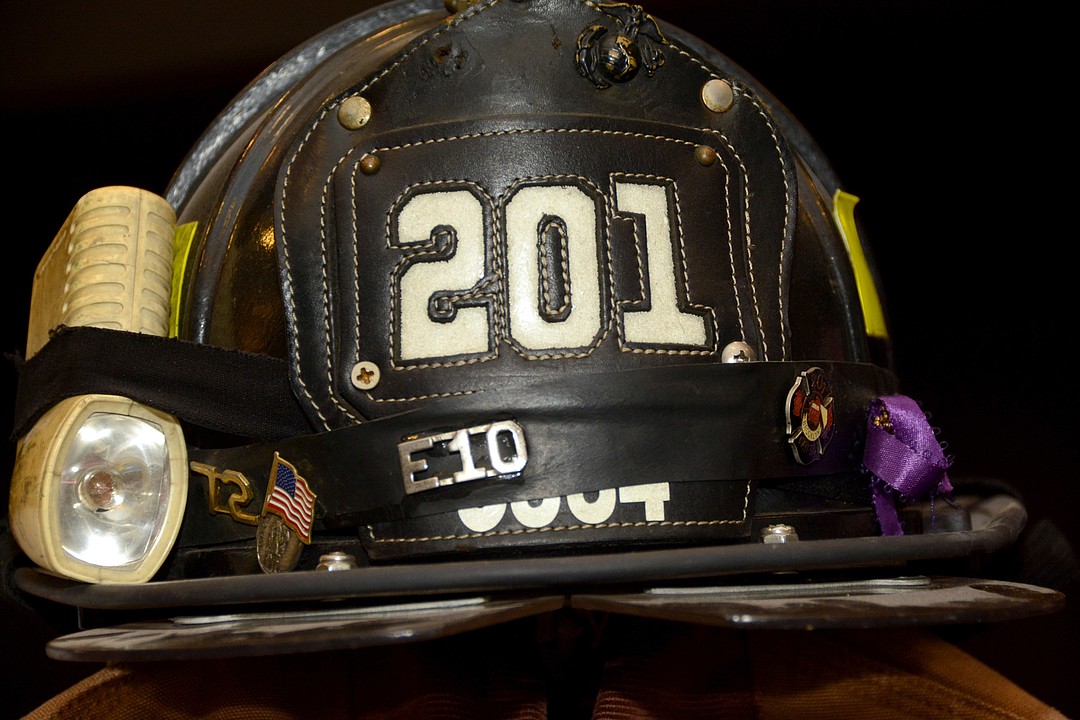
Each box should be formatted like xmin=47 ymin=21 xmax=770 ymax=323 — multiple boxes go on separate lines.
xmin=9 ymin=394 xmax=188 ymax=584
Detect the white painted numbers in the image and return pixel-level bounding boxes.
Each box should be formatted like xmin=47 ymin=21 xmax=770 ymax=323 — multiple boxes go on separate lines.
xmin=457 ymin=482 xmax=671 ymax=532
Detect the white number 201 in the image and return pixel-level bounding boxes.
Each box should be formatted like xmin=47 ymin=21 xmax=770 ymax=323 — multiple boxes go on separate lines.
xmin=395 ymin=178 xmax=708 ymax=364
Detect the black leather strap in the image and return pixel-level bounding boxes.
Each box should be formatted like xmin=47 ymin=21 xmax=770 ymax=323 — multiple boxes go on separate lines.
xmin=12 ymin=326 xmax=899 ymax=559
xmin=181 ymin=360 xmax=898 ymax=547
xmin=11 ymin=326 xmax=313 ymax=441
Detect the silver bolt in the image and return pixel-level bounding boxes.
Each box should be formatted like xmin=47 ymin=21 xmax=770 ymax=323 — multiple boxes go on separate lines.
xmin=351 ymin=361 xmax=381 ymax=390
xmin=701 ymin=79 xmax=734 ymax=113
xmin=761 ymin=524 xmax=799 ymax=544
xmin=721 ymin=341 xmax=756 ymax=363
xmin=316 ymin=552 xmax=359 ymax=571
xmin=338 ymin=96 xmax=372 ymax=130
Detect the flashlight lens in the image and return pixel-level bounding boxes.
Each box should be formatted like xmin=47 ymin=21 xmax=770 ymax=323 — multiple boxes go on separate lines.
xmin=57 ymin=413 xmax=173 ymax=568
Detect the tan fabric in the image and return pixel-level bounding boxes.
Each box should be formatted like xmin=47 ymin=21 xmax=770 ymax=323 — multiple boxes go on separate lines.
xmin=24 ymin=627 xmax=1069 ymax=720
xmin=749 ymin=630 xmax=1068 ymax=720
xmin=23 ymin=646 xmax=548 ymax=720
xmin=592 ymin=628 xmax=1070 ymax=720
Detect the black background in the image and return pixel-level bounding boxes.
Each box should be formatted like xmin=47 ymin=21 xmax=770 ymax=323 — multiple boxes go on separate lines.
xmin=1 ymin=1 xmax=1075 ymax=717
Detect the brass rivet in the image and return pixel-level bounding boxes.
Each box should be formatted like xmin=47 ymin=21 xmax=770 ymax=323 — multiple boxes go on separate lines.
xmin=444 ymin=0 xmax=474 ymax=13
xmin=337 ymin=96 xmax=372 ymax=130
xmin=695 ymin=145 xmax=718 ymax=166
xmin=359 ymin=154 xmax=381 ymax=175
xmin=701 ymin=78 xmax=735 ymax=113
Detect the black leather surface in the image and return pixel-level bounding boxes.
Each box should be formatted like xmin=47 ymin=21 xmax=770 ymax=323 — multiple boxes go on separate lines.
xmin=275 ymin=0 xmax=798 ymax=430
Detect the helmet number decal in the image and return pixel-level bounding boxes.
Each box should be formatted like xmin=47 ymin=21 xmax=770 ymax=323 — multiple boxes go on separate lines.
xmin=391 ymin=175 xmax=712 ymax=365
xmin=614 ymin=177 xmax=711 ymax=348
xmin=457 ymin=482 xmax=671 ymax=533
xmin=394 ymin=184 xmax=498 ymax=364
xmin=504 ymin=180 xmax=605 ymax=353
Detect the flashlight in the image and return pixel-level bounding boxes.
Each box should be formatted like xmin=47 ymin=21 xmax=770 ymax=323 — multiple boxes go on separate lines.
xmin=9 ymin=187 xmax=188 ymax=583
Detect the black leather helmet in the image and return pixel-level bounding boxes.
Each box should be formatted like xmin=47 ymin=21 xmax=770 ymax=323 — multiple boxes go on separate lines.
xmin=7 ymin=0 xmax=1062 ymax=661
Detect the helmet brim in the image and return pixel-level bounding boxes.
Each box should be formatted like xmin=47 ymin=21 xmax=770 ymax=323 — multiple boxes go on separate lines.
xmin=18 ymin=493 xmax=1064 ymax=661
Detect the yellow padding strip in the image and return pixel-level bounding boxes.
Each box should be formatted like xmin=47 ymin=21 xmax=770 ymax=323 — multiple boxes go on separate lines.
xmin=832 ymin=191 xmax=888 ymax=340
xmin=170 ymin=222 xmax=198 ymax=339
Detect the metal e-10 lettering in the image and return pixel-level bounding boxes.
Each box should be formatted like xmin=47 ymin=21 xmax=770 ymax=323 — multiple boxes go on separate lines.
xmin=398 ymin=420 xmax=528 ymax=495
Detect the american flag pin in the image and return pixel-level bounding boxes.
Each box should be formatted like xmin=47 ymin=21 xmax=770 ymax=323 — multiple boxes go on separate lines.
xmin=256 ymin=454 xmax=317 ymax=574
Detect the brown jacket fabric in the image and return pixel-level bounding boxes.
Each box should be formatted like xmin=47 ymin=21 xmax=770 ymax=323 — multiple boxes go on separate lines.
xmin=23 ymin=622 xmax=1069 ymax=720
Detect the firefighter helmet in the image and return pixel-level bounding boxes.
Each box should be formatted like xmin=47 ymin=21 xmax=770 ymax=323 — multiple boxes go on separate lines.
xmin=7 ymin=0 xmax=1062 ymax=661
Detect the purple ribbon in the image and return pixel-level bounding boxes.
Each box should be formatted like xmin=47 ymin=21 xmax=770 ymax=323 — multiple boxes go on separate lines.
xmin=864 ymin=395 xmax=953 ymax=536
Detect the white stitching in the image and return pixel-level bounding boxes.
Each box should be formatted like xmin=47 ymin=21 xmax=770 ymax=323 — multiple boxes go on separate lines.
xmin=691 ymin=125 xmax=767 ymax=360
xmin=369 ymin=518 xmax=743 ymax=544
xmin=721 ymin=159 xmax=745 ymax=342
xmin=538 ymin=216 xmax=571 ymax=317
xmin=753 ymin=103 xmax=793 ymax=362
xmin=368 ymin=390 xmax=477 ymax=403
xmin=372 ymin=127 xmax=701 ymax=154
xmin=669 ymin=44 xmax=792 ymax=361
xmin=280 ymin=168 xmax=332 ymax=431
xmin=352 ymin=162 xmax=363 ymax=366
xmin=320 ymin=162 xmax=362 ymax=422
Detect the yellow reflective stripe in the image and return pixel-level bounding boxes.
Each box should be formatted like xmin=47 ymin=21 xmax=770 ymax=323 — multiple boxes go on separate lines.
xmin=170 ymin=222 xmax=198 ymax=339
xmin=832 ymin=190 xmax=888 ymax=340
